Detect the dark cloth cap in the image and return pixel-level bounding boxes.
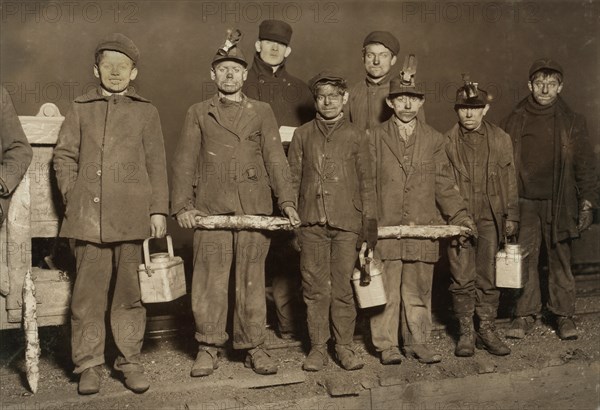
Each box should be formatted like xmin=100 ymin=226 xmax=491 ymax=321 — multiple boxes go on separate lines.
xmin=259 ymin=19 xmax=292 ymax=45
xmin=363 ymin=31 xmax=400 ymax=55
xmin=95 ymin=33 xmax=139 ymax=63
xmin=454 ymin=81 xmax=490 ymax=108
xmin=389 ymin=75 xmax=423 ymax=97
xmin=213 ymin=29 xmax=247 ymax=67
xmin=308 ymin=71 xmax=346 ymax=92
xmin=529 ymin=58 xmax=564 ymax=78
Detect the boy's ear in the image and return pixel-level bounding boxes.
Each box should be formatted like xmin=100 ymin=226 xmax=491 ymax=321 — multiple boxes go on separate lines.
xmin=527 ymin=81 xmax=533 ymax=93
xmin=284 ymin=46 xmax=292 ymax=58
xmin=385 ymin=97 xmax=394 ymax=109
xmin=93 ymin=65 xmax=100 ymax=79
xmin=391 ymin=55 xmax=397 ymax=66
xmin=210 ymin=69 xmax=216 ymax=81
xmin=342 ymin=91 xmax=349 ymax=105
xmin=255 ymin=41 xmax=262 ymax=53
xmin=129 ymin=67 xmax=138 ymax=81
xmin=482 ymin=104 xmax=490 ymax=116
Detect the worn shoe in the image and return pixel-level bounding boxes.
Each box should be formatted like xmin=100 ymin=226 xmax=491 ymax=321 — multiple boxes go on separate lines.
xmin=303 ymin=345 xmax=328 ymax=371
xmin=78 ymin=365 xmax=102 ymax=395
xmin=191 ymin=346 xmax=219 ymax=377
xmin=557 ymin=316 xmax=578 ymax=340
xmin=123 ymin=371 xmax=150 ymax=393
xmin=245 ymin=346 xmax=278 ymax=375
xmin=505 ymin=316 xmax=535 ymax=339
xmin=455 ymin=316 xmax=475 ymax=357
xmin=404 ymin=344 xmax=442 ymax=364
xmin=476 ymin=320 xmax=511 ymax=356
xmin=380 ymin=346 xmax=402 ymax=365
xmin=335 ymin=344 xmax=364 ymax=371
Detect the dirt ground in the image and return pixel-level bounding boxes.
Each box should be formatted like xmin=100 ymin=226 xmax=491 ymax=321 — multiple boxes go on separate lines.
xmin=1 ymin=306 xmax=599 ymax=409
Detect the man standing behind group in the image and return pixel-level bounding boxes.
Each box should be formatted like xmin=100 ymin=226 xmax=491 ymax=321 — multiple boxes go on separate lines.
xmin=171 ymin=30 xmax=301 ymax=377
xmin=347 ymin=31 xmax=400 ymax=131
xmin=243 ymin=19 xmax=313 ymax=127
xmin=243 ymin=19 xmax=314 ymax=340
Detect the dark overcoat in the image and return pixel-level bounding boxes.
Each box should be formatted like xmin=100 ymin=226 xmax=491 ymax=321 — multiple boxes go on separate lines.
xmin=501 ymin=97 xmax=599 ymax=243
xmin=287 ymin=116 xmax=376 ymax=234
xmin=53 ymin=87 xmax=169 ymax=243
xmin=445 ymin=120 xmax=519 ymax=240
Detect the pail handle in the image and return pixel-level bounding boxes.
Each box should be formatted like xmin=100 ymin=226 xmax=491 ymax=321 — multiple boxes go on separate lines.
xmin=142 ymin=235 xmax=175 ymax=268
xmin=358 ymin=243 xmax=374 ymax=285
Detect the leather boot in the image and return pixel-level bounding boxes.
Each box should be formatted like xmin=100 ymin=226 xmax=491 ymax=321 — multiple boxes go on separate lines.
xmin=455 ymin=316 xmax=475 ymax=357
xmin=476 ymin=320 xmax=511 ymax=356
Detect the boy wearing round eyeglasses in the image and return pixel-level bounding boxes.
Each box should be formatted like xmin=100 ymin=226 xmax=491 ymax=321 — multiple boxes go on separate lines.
xmin=502 ymin=59 xmax=598 ymax=340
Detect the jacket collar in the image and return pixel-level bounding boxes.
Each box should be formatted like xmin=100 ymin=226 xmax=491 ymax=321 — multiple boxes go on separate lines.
xmin=446 ymin=120 xmax=493 ymax=180
xmin=365 ymin=72 xmax=392 ymax=87
xmin=251 ymin=53 xmax=287 ymax=78
xmin=207 ymin=93 xmax=258 ymax=138
xmin=74 ymin=86 xmax=150 ymax=103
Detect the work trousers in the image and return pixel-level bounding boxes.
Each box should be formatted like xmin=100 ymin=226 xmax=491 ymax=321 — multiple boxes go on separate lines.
xmin=370 ymin=260 xmax=434 ymax=351
xmin=298 ymin=225 xmax=358 ymax=346
xmin=514 ymin=198 xmax=575 ymax=317
xmin=191 ymin=229 xmax=270 ymax=350
xmin=71 ymin=241 xmax=145 ymax=374
xmin=448 ymin=219 xmax=500 ymax=321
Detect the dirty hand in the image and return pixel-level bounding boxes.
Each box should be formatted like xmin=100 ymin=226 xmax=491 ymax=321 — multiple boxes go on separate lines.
xmin=150 ymin=214 xmax=167 ymax=238
xmin=284 ymin=206 xmax=301 ymax=228
xmin=456 ymin=216 xmax=478 ymax=247
xmin=505 ymin=220 xmax=519 ymax=237
xmin=176 ymin=209 xmax=205 ymax=229
xmin=357 ymin=217 xmax=378 ymax=250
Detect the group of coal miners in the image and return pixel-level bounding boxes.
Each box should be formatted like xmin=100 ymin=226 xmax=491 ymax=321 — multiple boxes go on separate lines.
xmin=1 ymin=19 xmax=597 ymax=396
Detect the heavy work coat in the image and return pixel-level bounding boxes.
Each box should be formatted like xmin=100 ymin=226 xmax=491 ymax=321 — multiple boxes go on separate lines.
xmin=445 ymin=120 xmax=519 ymax=240
xmin=287 ymin=116 xmax=376 ymax=234
xmin=243 ymin=55 xmax=314 ymax=127
xmin=0 ymin=87 xmax=33 ymax=224
xmin=501 ymin=97 xmax=599 ymax=243
xmin=53 ymin=87 xmax=169 ymax=243
xmin=170 ymin=94 xmax=295 ymax=217
xmin=370 ymin=118 xmax=467 ymax=262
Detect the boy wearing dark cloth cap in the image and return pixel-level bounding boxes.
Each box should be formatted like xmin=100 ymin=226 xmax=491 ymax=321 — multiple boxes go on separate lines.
xmin=502 ymin=59 xmax=598 ymax=340
xmin=288 ymin=71 xmax=377 ymax=371
xmin=368 ymin=64 xmax=476 ymax=365
xmin=171 ymin=30 xmax=300 ymax=377
xmin=445 ymin=77 xmax=518 ymax=357
xmin=243 ymin=19 xmax=314 ymax=341
xmin=53 ymin=33 xmax=169 ymax=394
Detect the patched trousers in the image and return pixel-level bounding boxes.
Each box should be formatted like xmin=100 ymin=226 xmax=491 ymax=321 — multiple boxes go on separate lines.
xmin=191 ymin=229 xmax=271 ymax=350
xmin=298 ymin=225 xmax=358 ymax=347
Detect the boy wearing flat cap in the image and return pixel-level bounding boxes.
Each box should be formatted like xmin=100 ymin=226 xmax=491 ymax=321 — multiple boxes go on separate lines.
xmin=502 ymin=59 xmax=598 ymax=340
xmin=53 ymin=33 xmax=169 ymax=395
xmin=243 ymin=19 xmax=314 ymax=342
xmin=287 ymin=71 xmax=376 ymax=371
xmin=445 ymin=76 xmax=518 ymax=357
xmin=171 ymin=30 xmax=300 ymax=377
xmin=368 ymin=61 xmax=476 ymax=365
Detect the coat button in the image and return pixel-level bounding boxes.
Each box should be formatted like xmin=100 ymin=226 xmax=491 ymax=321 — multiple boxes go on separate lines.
xmin=96 ymin=170 xmax=102 ymax=176
xmin=93 ymin=197 xmax=100 ymax=203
